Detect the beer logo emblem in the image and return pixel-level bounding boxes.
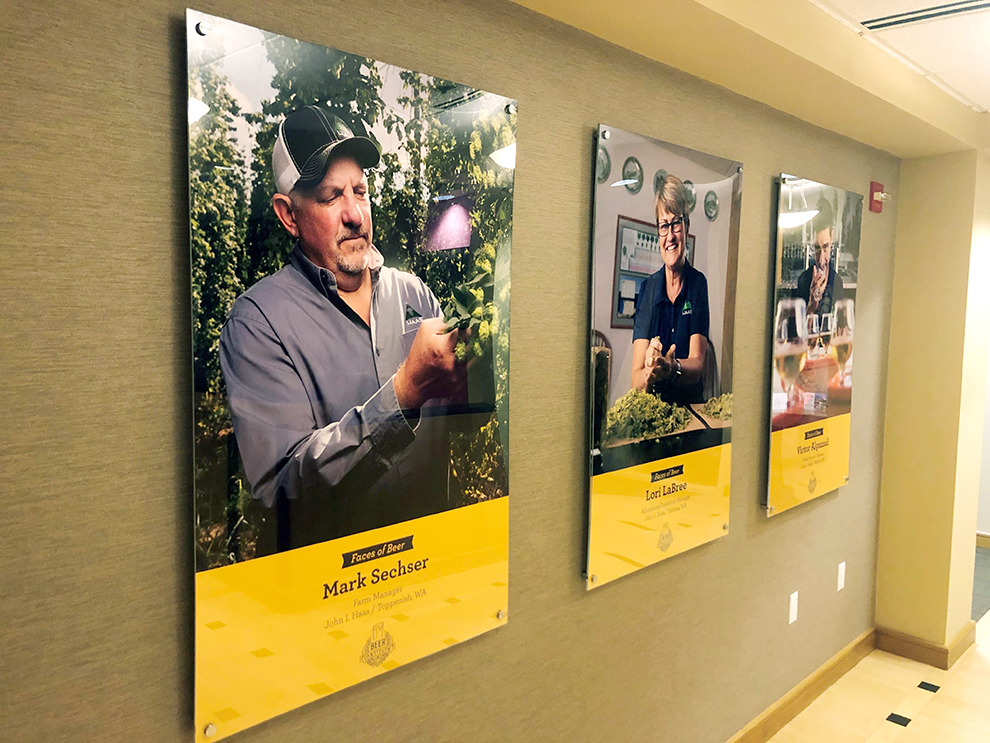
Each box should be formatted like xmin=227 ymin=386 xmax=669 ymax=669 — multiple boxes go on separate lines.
xmin=808 ymin=473 xmax=817 ymax=494
xmin=359 ymin=622 xmax=395 ymax=667
xmin=657 ymin=522 xmax=674 ymax=552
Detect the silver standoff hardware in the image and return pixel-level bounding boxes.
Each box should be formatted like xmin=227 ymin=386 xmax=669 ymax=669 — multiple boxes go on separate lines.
xmin=496 ymin=610 xmax=506 ymax=620
xmin=195 ymin=21 xmax=212 ymax=36
xmin=505 ymin=103 xmax=517 ymax=115
xmin=768 ymin=506 xmax=775 ymax=515
xmin=844 ymin=475 xmax=850 ymax=482
xmin=590 ymin=574 xmax=598 ymax=584
xmin=602 ymin=129 xmax=610 ymax=140
xmin=204 ymin=722 xmax=217 ymax=738
xmin=723 ymin=523 xmax=729 ymax=531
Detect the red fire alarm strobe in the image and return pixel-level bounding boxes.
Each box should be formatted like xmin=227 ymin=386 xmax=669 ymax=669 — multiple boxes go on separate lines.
xmin=870 ymin=181 xmax=886 ymax=213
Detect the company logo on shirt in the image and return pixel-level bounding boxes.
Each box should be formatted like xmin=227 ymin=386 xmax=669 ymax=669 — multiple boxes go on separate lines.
xmin=681 ymin=299 xmax=693 ymax=316
xmin=404 ymin=304 xmax=423 ymax=327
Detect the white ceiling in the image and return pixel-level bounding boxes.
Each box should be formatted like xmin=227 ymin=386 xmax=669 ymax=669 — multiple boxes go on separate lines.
xmin=824 ymin=0 xmax=990 ymax=112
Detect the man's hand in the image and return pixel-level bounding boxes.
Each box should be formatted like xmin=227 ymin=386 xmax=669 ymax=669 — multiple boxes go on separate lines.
xmin=648 ymin=343 xmax=678 ymax=392
xmin=808 ymin=265 xmax=827 ymax=314
xmin=394 ymin=318 xmax=465 ymax=410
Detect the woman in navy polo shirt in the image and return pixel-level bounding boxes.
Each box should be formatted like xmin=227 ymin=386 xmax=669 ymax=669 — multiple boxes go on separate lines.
xmin=630 ymin=174 xmax=710 ymax=405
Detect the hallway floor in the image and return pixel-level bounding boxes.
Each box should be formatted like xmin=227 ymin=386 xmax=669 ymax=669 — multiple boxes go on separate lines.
xmin=769 ymin=612 xmax=990 ymax=742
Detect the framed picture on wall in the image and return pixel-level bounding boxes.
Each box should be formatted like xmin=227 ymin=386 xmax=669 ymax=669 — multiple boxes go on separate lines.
xmin=765 ymin=174 xmax=862 ymax=516
xmin=188 ymin=10 xmax=514 ymax=740
xmin=587 ymin=124 xmax=743 ymax=589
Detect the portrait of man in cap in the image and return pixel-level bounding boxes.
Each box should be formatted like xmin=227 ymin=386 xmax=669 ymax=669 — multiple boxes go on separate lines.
xmin=219 ymin=105 xmax=465 ymax=553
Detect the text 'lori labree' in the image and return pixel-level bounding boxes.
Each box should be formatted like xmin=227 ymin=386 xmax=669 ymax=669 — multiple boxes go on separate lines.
xmin=646 ymin=481 xmax=687 ymax=500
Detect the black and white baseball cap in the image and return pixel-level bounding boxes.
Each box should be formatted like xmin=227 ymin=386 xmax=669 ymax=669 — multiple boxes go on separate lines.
xmin=272 ymin=105 xmax=381 ymax=195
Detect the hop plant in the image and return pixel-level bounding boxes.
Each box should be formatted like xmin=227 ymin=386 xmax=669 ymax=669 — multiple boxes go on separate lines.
xmin=442 ymin=263 xmax=496 ymax=363
xmin=455 ymin=341 xmax=469 ymax=364
xmin=604 ymin=389 xmax=692 ymax=442
xmin=702 ymin=392 xmax=733 ymax=420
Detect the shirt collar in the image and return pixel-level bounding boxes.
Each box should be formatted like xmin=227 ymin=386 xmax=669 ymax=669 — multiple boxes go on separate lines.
xmin=656 ymin=261 xmax=696 ymax=306
xmin=291 ymin=243 xmax=384 ymax=299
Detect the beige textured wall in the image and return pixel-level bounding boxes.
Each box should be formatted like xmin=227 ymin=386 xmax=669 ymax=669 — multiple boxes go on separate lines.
xmin=947 ymin=152 xmax=990 ymax=640
xmin=876 ymin=151 xmax=980 ymax=646
xmin=0 ymin=1 xmax=898 ymax=741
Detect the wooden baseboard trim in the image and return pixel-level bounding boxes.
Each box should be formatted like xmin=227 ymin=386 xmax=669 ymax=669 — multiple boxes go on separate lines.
xmin=725 ymin=628 xmax=875 ymax=743
xmin=977 ymin=532 xmax=990 ymax=550
xmin=875 ymin=621 xmax=977 ymax=670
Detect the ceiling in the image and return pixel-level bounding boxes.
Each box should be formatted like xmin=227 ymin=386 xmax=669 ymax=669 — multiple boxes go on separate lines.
xmin=510 ymin=0 xmax=990 ymax=158
xmin=823 ymin=0 xmax=990 ymax=113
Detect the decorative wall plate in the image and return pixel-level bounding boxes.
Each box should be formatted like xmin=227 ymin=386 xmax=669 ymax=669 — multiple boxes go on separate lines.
xmin=704 ymin=190 xmax=719 ymax=221
xmin=653 ymin=169 xmax=668 ymax=194
xmin=596 ymin=144 xmax=611 ymax=184
xmin=684 ymin=179 xmax=697 ymax=212
xmin=622 ymin=156 xmax=644 ymax=194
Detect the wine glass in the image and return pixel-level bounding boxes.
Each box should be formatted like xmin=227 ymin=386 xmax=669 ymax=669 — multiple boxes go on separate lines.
xmin=807 ymin=313 xmax=821 ymax=358
xmin=832 ymin=299 xmax=854 ymax=385
xmin=819 ymin=312 xmax=833 ymax=348
xmin=774 ymin=298 xmax=808 ymax=410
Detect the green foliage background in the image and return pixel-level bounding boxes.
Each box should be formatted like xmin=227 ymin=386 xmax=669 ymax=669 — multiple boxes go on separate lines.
xmin=189 ymin=32 xmax=514 ymax=571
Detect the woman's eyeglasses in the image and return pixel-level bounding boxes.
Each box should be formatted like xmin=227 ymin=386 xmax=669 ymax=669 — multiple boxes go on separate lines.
xmin=658 ymin=216 xmax=685 ymax=237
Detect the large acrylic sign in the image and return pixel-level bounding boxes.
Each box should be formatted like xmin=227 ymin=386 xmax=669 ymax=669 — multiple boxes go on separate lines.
xmin=587 ymin=125 xmax=741 ymax=588
xmin=188 ymin=10 xmax=513 ymax=740
xmin=766 ymin=174 xmax=861 ymax=515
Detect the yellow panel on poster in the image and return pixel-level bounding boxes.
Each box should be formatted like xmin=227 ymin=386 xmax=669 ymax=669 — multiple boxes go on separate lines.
xmin=587 ymin=443 xmax=730 ymax=588
xmin=768 ymin=413 xmax=850 ymax=515
xmin=195 ymin=498 xmax=508 ymax=742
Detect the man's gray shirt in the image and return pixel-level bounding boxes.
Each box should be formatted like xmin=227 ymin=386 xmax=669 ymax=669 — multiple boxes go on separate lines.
xmin=219 ymin=244 xmax=450 ymax=551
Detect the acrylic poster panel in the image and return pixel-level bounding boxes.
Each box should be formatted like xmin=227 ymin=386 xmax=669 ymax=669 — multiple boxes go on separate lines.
xmin=766 ymin=174 xmax=861 ymax=516
xmin=188 ymin=10 xmax=513 ymax=740
xmin=587 ymin=125 xmax=741 ymax=589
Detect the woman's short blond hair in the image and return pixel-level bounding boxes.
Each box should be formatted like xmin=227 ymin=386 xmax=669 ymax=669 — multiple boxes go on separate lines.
xmin=655 ymin=174 xmax=690 ymax=232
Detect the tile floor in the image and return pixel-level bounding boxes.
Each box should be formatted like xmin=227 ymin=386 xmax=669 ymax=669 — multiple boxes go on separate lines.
xmin=769 ymin=613 xmax=990 ymax=742
xmin=974 ymin=547 xmax=990 ymax=622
